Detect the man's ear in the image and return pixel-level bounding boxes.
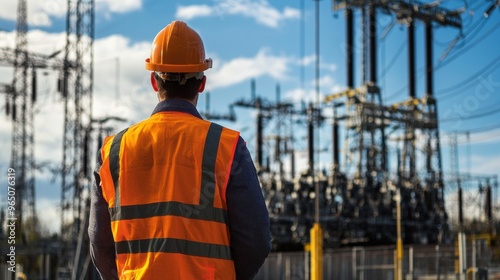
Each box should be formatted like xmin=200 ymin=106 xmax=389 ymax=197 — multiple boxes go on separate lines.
xmin=150 ymin=72 xmax=158 ymax=92
xmin=198 ymin=76 xmax=206 ymax=93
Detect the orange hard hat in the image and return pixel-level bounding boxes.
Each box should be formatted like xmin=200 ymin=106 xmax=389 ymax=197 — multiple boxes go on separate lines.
xmin=145 ymin=21 xmax=212 ymax=73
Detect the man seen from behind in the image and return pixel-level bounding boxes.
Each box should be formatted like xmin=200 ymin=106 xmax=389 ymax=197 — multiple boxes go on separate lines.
xmin=88 ymin=20 xmax=272 ymax=280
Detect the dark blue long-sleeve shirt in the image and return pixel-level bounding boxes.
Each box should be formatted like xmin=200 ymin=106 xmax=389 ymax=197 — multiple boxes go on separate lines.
xmin=88 ymin=99 xmax=272 ymax=280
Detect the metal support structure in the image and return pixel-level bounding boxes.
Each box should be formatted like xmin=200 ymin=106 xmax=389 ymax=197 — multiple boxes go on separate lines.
xmin=58 ymin=0 xmax=95 ymax=278
xmin=328 ymin=2 xmax=387 ymax=182
xmin=485 ymin=183 xmax=492 ymax=233
xmin=321 ymin=0 xmax=461 ymax=249
xmin=369 ymin=4 xmax=377 ymax=84
xmin=233 ymin=79 xmax=296 ymax=175
xmin=257 ymin=100 xmax=264 ymax=171
xmin=361 ymin=6 xmax=367 ymax=84
xmin=248 ymin=79 xmax=264 ymax=171
xmin=425 ymin=22 xmax=433 ymax=97
xmin=346 ymin=8 xmax=354 ymax=88
xmin=408 ymin=19 xmax=416 ymax=99
xmin=450 ymin=133 xmax=463 ymax=228
xmin=307 ymin=104 xmax=315 ymax=176
xmin=332 ymin=107 xmax=340 ymax=171
xmin=333 ymin=0 xmax=462 ymax=28
xmin=255 ymin=0 xmax=474 ymax=256
xmin=201 ymin=92 xmax=236 ymax=122
xmin=8 ymin=0 xmax=37 ymax=245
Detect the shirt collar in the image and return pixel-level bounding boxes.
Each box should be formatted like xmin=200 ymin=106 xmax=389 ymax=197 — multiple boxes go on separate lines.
xmin=151 ymin=99 xmax=203 ymax=119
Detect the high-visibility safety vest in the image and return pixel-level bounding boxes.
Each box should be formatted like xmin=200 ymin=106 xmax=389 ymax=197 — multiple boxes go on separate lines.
xmin=99 ymin=111 xmax=240 ymax=280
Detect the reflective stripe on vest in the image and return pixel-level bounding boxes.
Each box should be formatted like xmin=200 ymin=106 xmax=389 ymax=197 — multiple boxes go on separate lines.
xmin=109 ymin=128 xmax=128 ymax=209
xmin=106 ymin=122 xmax=232 ymax=261
xmin=115 ymin=238 xmax=232 ymax=260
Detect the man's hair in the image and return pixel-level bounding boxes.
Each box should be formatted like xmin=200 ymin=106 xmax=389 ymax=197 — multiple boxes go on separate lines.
xmin=154 ymin=73 xmax=202 ymax=100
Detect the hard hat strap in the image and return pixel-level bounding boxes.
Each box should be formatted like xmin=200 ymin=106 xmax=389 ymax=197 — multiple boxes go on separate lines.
xmin=155 ymin=72 xmax=204 ymax=85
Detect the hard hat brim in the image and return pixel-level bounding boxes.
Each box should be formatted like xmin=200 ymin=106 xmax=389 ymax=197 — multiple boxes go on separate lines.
xmin=145 ymin=58 xmax=212 ymax=73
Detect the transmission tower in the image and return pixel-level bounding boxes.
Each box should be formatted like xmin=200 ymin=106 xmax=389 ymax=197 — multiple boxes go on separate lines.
xmin=58 ymin=0 xmax=95 ymax=278
xmin=6 ymin=0 xmax=37 ymax=244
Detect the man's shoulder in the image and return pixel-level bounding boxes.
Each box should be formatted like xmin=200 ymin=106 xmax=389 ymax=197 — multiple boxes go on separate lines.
xmin=207 ymin=121 xmax=240 ymax=137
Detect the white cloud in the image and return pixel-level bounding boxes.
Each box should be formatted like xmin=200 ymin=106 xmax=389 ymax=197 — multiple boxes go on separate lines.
xmin=299 ymin=54 xmax=316 ymax=66
xmin=0 ymin=0 xmax=142 ymax=27
xmin=283 ymin=7 xmax=300 ymax=19
xmin=322 ymin=62 xmax=337 ymax=72
xmin=469 ymin=154 xmax=500 ymax=175
xmin=295 ymin=54 xmax=337 ymax=73
xmin=92 ymin=34 xmax=157 ymax=122
xmin=284 ymin=88 xmax=314 ymax=103
xmin=207 ymin=48 xmax=290 ymax=90
xmin=468 ymin=130 xmax=500 ymax=145
xmin=315 ymin=75 xmax=334 ymax=88
xmin=175 ymin=5 xmax=214 ymax=20
xmin=96 ymin=0 xmax=142 ymax=14
xmin=283 ymin=74 xmax=342 ymax=104
xmin=0 ymin=0 xmax=66 ymax=27
xmin=313 ymin=75 xmax=342 ymax=95
xmin=176 ymin=0 xmax=300 ymax=28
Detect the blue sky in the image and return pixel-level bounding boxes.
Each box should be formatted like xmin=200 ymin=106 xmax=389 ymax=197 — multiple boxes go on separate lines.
xmin=0 ymin=0 xmax=499 ymax=232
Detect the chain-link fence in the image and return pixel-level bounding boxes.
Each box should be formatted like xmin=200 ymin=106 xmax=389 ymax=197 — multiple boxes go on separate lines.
xmin=255 ymin=243 xmax=500 ymax=280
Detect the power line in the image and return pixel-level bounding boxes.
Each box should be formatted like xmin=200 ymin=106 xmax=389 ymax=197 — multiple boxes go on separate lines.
xmin=386 ymin=21 xmax=499 ymax=101
xmin=458 ymin=130 xmax=500 ymax=144
xmin=439 ymin=17 xmax=489 ymax=61
xmin=433 ymin=1 xmax=487 ymax=47
xmin=442 ymin=122 xmax=500 ymax=143
xmin=437 ymin=56 xmax=500 ymax=94
xmin=456 ymin=122 xmax=500 ymax=134
xmin=461 ymin=15 xmax=489 ymax=42
xmin=379 ymin=41 xmax=405 ymax=80
xmin=436 ymin=21 xmax=500 ymax=70
xmin=441 ymin=106 xmax=500 ymax=123
xmin=443 ymin=129 xmax=500 ymax=147
xmin=437 ymin=57 xmax=500 ymax=101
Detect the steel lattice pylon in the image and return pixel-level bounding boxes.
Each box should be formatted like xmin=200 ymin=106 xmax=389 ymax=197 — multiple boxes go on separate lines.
xmin=8 ymin=0 xmax=37 ymax=244
xmin=58 ymin=0 xmax=95 ymax=278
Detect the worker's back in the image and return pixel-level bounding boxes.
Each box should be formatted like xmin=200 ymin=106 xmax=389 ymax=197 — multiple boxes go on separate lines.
xmin=99 ymin=111 xmax=239 ymax=279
